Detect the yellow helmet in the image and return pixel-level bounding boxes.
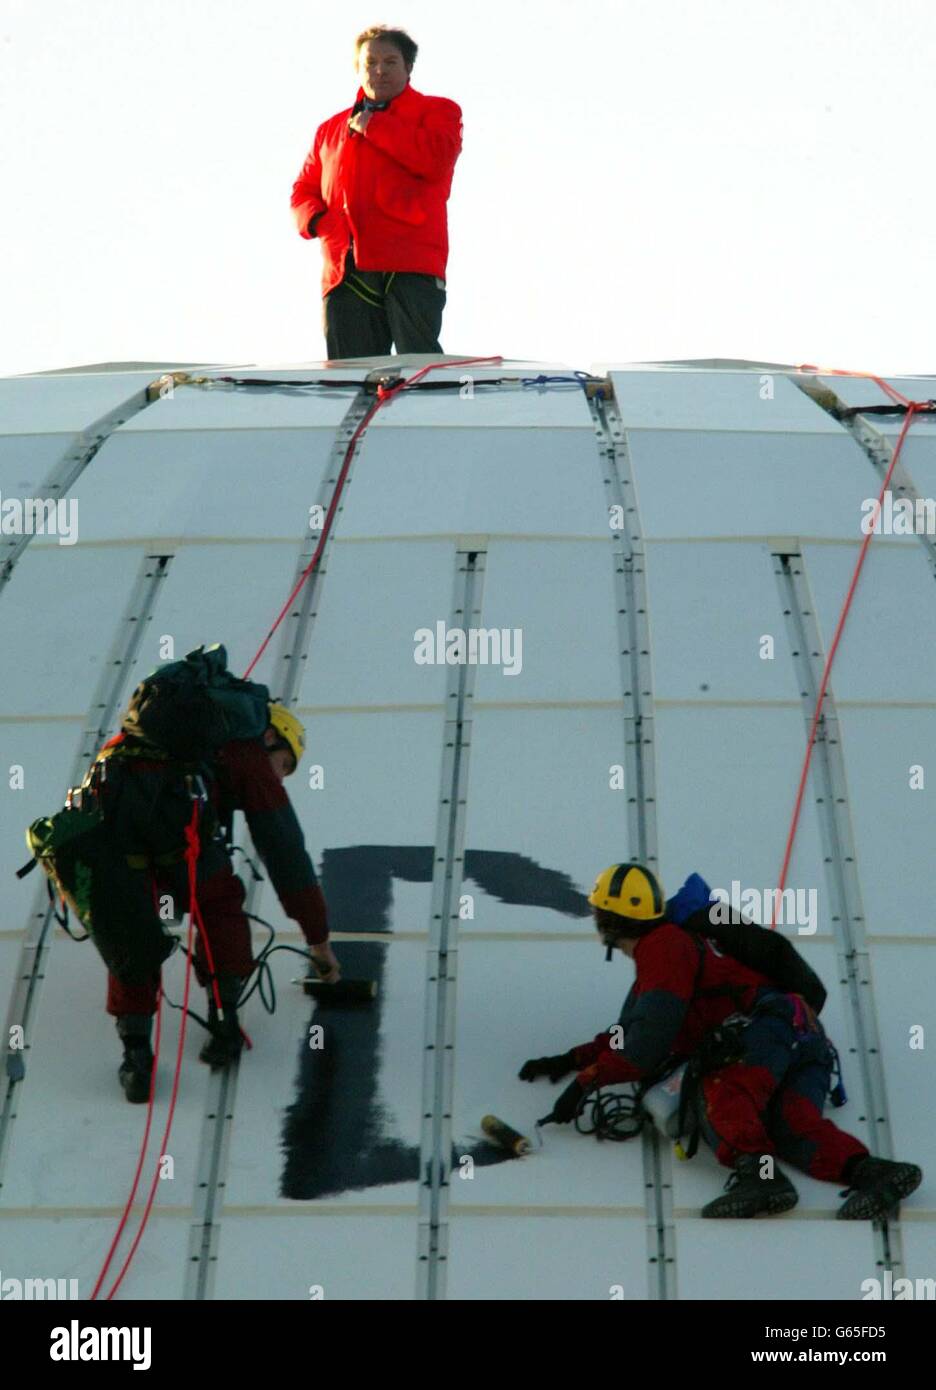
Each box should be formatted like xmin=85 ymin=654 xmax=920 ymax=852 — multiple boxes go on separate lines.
xmin=588 ymin=863 xmax=665 ymax=922
xmin=268 ymin=702 xmax=306 ymax=772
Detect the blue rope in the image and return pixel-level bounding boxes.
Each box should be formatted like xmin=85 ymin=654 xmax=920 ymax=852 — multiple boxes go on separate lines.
xmin=519 ymin=371 xmax=591 ymax=393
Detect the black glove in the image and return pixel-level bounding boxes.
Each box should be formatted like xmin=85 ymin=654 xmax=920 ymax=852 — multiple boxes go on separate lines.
xmin=518 ymin=1051 xmax=577 ymax=1084
xmin=550 ymin=1078 xmax=586 ymax=1125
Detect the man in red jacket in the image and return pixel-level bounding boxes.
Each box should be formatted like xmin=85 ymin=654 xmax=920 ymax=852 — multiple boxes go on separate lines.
xmin=520 ymin=863 xmax=923 ymax=1222
xmin=101 ymin=704 xmax=340 ymax=1098
xmin=290 ymin=25 xmax=462 ymax=359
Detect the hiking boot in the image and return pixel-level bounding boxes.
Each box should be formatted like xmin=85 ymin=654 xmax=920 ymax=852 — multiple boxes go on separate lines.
xmin=115 ymin=1014 xmax=155 ymax=1104
xmin=702 ymin=1153 xmax=799 ymax=1218
xmin=199 ymin=1018 xmax=243 ymax=1070
xmin=199 ymin=978 xmax=244 ymax=1071
xmin=119 ymin=1040 xmax=155 ymax=1103
xmin=836 ymin=1156 xmax=923 ymax=1221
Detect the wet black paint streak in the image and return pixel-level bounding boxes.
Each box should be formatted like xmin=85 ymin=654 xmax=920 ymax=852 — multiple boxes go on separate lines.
xmin=320 ymin=845 xmax=590 ymax=932
xmin=280 ymin=847 xmax=586 ymax=1199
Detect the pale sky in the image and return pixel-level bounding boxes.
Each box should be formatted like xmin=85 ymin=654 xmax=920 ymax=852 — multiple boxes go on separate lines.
xmin=2 ymin=0 xmax=934 ymax=378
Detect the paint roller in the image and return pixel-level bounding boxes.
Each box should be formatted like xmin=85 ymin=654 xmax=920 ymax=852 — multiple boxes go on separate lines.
xmin=480 ymin=1114 xmax=532 ymax=1157
xmin=295 ymin=970 xmax=378 ymax=1006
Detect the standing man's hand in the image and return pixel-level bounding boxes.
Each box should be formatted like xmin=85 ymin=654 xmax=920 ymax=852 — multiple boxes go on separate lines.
xmin=348 ymin=109 xmax=372 ymax=135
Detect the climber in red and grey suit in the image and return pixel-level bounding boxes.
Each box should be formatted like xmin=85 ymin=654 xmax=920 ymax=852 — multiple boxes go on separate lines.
xmin=519 ymin=862 xmax=922 ymax=1222
xmin=97 ymin=707 xmax=338 ymax=1096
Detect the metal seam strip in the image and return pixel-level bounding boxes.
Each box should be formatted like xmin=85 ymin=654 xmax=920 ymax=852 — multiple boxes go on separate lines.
xmin=416 ymin=547 xmax=484 ymax=1300
xmin=773 ymin=548 xmax=904 ymax=1276
xmin=588 ymin=385 xmax=677 ymax=1301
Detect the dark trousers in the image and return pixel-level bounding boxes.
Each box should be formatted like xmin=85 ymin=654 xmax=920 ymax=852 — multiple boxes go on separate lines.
xmin=323 ymin=246 xmax=446 ymax=358
xmin=698 ymin=991 xmax=868 ymax=1181
xmin=106 ymin=861 xmax=255 ymax=1017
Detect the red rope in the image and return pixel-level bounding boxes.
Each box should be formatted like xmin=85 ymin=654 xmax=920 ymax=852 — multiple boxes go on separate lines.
xmin=89 ymin=987 xmax=164 ymax=1301
xmin=102 ymin=827 xmax=204 ymax=1300
xmin=90 ymin=803 xmax=206 ymax=1299
xmin=770 ymin=367 xmax=923 ymax=925
xmin=243 ymin=356 xmax=504 ymax=679
xmin=798 ymin=363 xmax=912 ymax=410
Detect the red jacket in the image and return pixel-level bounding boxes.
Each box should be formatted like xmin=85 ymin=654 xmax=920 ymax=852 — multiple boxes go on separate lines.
xmin=291 ymin=82 xmax=462 ymax=298
xmin=214 ymin=739 xmax=328 ymax=946
xmin=572 ymin=922 xmax=773 ymax=1088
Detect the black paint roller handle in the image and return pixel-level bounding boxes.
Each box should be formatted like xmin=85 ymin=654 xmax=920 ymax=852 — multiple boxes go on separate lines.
xmin=299 ymin=976 xmax=378 ymax=1006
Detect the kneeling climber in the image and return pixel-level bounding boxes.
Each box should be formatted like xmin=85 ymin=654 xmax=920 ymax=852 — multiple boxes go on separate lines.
xmin=520 ymin=862 xmax=922 ymax=1222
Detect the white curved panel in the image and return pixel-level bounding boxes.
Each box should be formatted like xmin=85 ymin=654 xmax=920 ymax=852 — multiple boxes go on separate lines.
xmin=869 ymin=944 xmax=936 ymax=1188
xmin=838 ymin=708 xmax=936 ymax=938
xmin=213 ymin=1215 xmax=416 ymax=1300
xmin=307 ymin=539 xmax=455 ymax=707
xmin=0 ymin=435 xmax=73 ymax=493
xmin=802 ymin=543 xmax=936 ymax=702
xmin=655 ymin=706 xmax=828 ymax=915
xmin=474 ymin=540 xmax=620 ymax=703
xmin=338 ymin=428 xmax=606 ymax=539
xmin=895 ymin=434 xmax=936 ymax=493
xmin=447 ymin=1218 xmax=648 ymax=1300
xmin=462 ymin=707 xmax=628 ymax=935
xmin=297 ymin=710 xmax=444 ymax=850
xmin=74 ymin=430 xmax=335 ymax=541
xmin=645 ymin=542 xmax=804 ymax=702
xmin=901 ymin=1226 xmax=936 ymax=1290
xmin=0 ymin=371 xmax=152 ymax=434
xmin=128 ymin=543 xmax=307 ymax=694
xmin=1 ymin=943 xmax=208 ymax=1209
xmin=610 ymin=368 xmax=843 ymax=433
xmin=629 ymin=432 xmax=881 ymax=541
xmin=676 ymin=1220 xmax=875 ymax=1300
xmin=0 ymin=1214 xmax=190 ymax=1302
xmin=0 ymin=547 xmax=151 ymax=717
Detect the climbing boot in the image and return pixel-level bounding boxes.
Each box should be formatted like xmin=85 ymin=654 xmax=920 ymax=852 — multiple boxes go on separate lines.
xmin=116 ymin=1014 xmax=155 ymax=1104
xmin=836 ymin=1156 xmax=922 ymax=1221
xmin=199 ymin=976 xmax=244 ymax=1070
xmin=702 ymin=1152 xmax=799 ymax=1218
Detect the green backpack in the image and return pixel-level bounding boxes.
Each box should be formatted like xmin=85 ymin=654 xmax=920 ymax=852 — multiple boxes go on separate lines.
xmin=122 ymin=643 xmax=270 ymax=759
xmin=20 ymin=772 xmax=181 ymax=985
